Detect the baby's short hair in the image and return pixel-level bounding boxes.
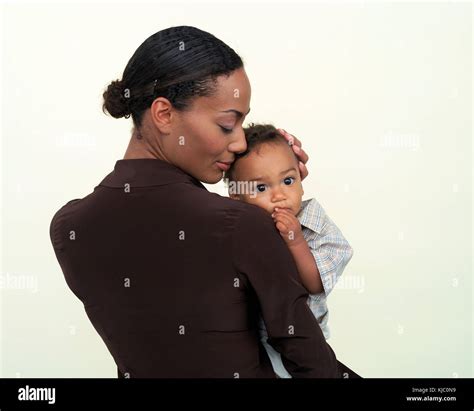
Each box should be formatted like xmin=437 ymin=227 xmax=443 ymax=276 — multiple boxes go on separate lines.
xmin=224 ymin=123 xmax=293 ymax=182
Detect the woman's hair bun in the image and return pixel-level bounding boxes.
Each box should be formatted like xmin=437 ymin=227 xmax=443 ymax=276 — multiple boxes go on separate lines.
xmin=101 ymin=26 xmax=243 ymax=128
xmin=102 ymin=79 xmax=131 ymax=119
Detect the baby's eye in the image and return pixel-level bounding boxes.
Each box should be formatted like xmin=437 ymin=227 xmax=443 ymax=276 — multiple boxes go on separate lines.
xmin=283 ymin=177 xmax=295 ymax=185
xmin=256 ymin=184 xmax=267 ymax=193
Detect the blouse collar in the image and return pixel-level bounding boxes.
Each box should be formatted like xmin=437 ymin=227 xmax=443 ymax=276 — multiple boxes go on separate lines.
xmin=99 ymin=158 xmax=207 ymax=190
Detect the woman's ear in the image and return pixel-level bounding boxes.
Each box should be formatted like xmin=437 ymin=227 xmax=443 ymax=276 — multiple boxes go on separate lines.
xmin=149 ymin=97 xmax=174 ymax=134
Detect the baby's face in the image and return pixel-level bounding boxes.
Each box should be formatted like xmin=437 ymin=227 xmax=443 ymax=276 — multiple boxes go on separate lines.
xmin=229 ymin=142 xmax=304 ymax=216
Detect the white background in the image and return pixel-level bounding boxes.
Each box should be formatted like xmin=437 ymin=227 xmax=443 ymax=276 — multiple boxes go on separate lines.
xmin=0 ymin=0 xmax=472 ymax=377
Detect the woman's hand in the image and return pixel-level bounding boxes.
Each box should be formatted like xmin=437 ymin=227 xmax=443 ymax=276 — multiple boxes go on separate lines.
xmin=277 ymin=128 xmax=309 ymax=180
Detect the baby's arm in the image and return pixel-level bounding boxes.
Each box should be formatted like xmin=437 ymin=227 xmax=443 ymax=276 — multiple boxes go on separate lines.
xmin=271 ymin=207 xmax=323 ymax=294
xmin=272 ymin=200 xmax=353 ymax=297
xmin=301 ymin=199 xmax=353 ymax=297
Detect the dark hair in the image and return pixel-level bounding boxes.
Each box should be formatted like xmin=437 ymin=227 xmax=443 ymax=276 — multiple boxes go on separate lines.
xmin=102 ymin=26 xmax=243 ymax=130
xmin=224 ymin=123 xmax=293 ymax=182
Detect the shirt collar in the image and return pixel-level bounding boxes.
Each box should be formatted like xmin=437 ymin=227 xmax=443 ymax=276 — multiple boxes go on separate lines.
xmin=99 ymin=158 xmax=208 ymax=190
xmin=297 ymin=198 xmax=323 ymax=234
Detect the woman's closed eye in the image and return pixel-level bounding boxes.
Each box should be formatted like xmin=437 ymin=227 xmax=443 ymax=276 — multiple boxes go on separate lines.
xmin=219 ymin=125 xmax=234 ymax=134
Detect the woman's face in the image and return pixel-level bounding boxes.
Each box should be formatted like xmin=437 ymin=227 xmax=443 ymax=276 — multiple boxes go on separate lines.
xmin=152 ymin=68 xmax=251 ymax=184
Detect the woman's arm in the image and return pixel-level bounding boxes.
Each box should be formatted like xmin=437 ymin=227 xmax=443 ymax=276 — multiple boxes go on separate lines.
xmin=232 ymin=206 xmax=341 ymax=378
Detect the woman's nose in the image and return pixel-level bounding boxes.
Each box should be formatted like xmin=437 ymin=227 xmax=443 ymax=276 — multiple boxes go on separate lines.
xmin=228 ymin=129 xmax=247 ymax=154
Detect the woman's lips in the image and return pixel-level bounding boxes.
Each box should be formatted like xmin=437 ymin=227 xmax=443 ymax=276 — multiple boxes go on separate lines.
xmin=216 ymin=161 xmax=231 ymax=171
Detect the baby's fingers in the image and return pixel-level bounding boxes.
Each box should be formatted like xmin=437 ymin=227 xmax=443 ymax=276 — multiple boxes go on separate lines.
xmin=275 ymin=221 xmax=289 ymax=234
xmin=273 ymin=213 xmax=293 ymax=231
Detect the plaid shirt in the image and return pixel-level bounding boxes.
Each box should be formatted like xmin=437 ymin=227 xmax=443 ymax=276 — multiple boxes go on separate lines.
xmin=259 ymin=198 xmax=353 ymax=377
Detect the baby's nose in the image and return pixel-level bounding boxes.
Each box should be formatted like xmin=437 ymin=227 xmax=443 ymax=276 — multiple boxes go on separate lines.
xmin=271 ymin=191 xmax=286 ymax=202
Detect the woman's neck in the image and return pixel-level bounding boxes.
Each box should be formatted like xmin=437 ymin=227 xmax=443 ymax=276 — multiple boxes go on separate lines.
xmin=123 ymin=128 xmax=164 ymax=160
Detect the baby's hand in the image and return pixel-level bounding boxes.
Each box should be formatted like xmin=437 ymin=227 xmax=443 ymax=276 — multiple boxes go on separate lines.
xmin=271 ymin=208 xmax=305 ymax=248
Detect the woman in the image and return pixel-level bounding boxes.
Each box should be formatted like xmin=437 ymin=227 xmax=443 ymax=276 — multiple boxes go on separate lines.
xmin=50 ymin=25 xmax=356 ymax=378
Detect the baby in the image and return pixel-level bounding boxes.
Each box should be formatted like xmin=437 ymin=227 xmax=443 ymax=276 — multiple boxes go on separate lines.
xmin=224 ymin=123 xmax=353 ymax=378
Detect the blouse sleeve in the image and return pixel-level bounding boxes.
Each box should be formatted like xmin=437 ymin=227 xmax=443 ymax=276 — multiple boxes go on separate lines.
xmin=231 ymin=206 xmax=340 ymax=378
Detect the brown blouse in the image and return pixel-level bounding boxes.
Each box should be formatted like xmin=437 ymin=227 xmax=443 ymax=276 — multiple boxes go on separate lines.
xmin=50 ymin=158 xmax=344 ymax=378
